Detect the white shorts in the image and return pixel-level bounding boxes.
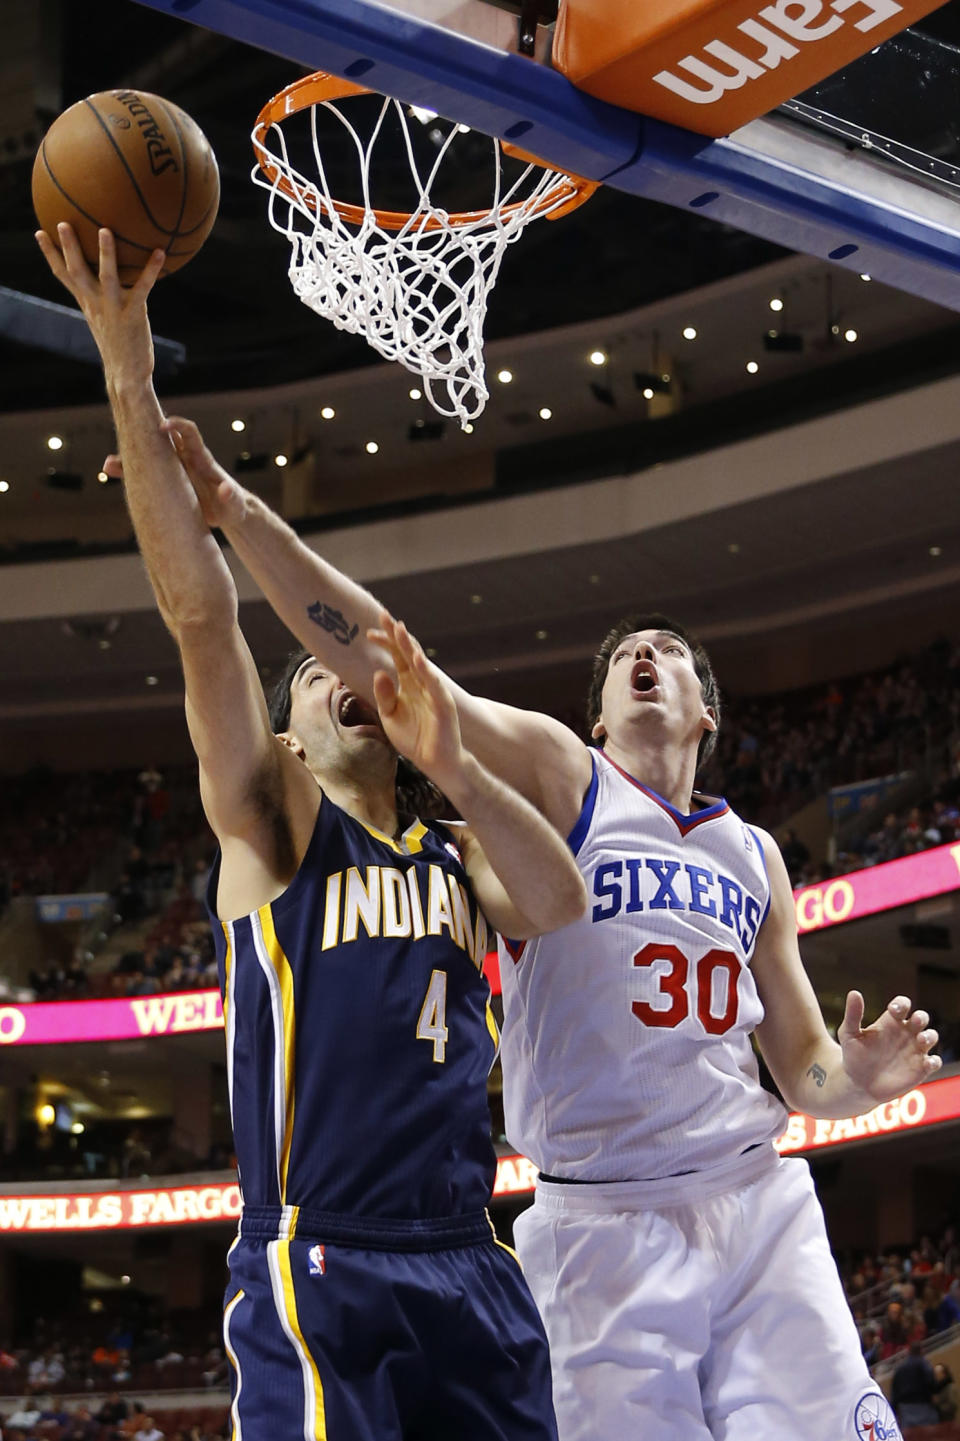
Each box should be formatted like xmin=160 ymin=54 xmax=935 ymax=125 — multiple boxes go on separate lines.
xmin=513 ymin=1149 xmax=899 ymax=1441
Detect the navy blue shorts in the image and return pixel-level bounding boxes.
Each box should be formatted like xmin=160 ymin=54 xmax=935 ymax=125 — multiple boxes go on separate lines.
xmin=223 ymin=1205 xmax=558 ymax=1441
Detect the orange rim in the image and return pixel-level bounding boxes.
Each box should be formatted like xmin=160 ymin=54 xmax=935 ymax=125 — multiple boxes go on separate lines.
xmin=253 ymin=71 xmax=598 ymax=232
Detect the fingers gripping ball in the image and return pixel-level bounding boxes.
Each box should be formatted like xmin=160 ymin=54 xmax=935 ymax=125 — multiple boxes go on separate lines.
xmin=32 ymin=90 xmax=219 ymax=283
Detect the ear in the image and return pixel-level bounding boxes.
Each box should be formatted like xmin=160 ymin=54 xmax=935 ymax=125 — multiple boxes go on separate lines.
xmin=277 ymin=730 xmax=307 ymax=761
xmin=591 ymin=718 xmax=606 ymax=742
xmin=702 ymin=705 xmax=718 ymax=734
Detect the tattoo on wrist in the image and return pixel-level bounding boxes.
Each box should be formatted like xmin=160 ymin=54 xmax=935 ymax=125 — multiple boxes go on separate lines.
xmin=807 ymin=1062 xmax=827 ymax=1088
xmin=307 ymin=601 xmax=359 ymax=646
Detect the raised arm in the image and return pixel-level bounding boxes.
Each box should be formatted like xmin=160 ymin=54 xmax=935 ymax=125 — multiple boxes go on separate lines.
xmin=370 ymin=616 xmax=587 ymax=938
xmin=159 ymin=416 xmax=592 ymax=834
xmin=35 ymin=227 xmax=294 ymax=851
xmin=752 ymin=829 xmax=941 ymax=1118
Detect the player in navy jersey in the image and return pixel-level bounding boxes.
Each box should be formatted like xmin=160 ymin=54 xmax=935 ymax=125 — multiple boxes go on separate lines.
xmin=154 ymin=407 xmax=943 ymax=1441
xmin=37 ymin=225 xmax=591 ymax=1440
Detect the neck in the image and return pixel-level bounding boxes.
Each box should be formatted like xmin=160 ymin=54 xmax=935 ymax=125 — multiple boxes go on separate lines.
xmin=309 ymin=751 xmax=401 ymax=838
xmin=602 ymin=735 xmax=701 ymax=812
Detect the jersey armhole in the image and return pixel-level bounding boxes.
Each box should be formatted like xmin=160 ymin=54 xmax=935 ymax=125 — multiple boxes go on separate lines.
xmin=749 ymin=826 xmax=773 ymax=931
xmin=567 ymin=751 xmax=600 ymax=858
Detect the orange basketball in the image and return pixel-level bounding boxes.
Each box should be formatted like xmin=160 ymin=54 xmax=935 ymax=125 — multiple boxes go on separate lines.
xmin=32 ymin=89 xmax=220 ymax=283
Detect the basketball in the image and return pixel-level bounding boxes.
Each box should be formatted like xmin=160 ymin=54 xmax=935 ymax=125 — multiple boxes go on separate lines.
xmin=32 ymin=89 xmax=220 ymax=283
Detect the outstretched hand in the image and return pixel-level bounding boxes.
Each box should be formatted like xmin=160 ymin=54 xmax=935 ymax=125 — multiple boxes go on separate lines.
xmin=366 ymin=614 xmax=463 ymax=790
xmin=162 ymin=416 xmax=247 ymax=529
xmin=35 ymin=225 xmax=165 ymax=385
xmin=101 ymin=416 xmax=247 ymax=530
xmin=838 ymin=990 xmax=941 ymax=1102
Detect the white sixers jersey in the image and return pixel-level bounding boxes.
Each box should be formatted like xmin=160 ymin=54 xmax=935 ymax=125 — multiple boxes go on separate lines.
xmin=499 ymin=749 xmax=787 ymax=1183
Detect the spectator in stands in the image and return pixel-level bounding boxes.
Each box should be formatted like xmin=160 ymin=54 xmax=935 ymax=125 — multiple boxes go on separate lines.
xmin=4 ymin=1402 xmax=40 ymax=1432
xmin=189 ymin=857 xmax=210 ymax=905
xmin=132 ymin=1414 xmax=164 ymax=1441
xmin=779 ymin=828 xmax=810 ymax=885
xmin=96 ymin=1391 xmax=129 ymax=1432
xmin=148 ymin=1330 xmax=184 ymax=1372
xmin=120 ymin=1403 xmax=146 ymax=1438
xmin=861 ymin=1325 xmax=881 ymax=1367
xmin=121 ymin=1129 xmax=151 ymax=1179
xmin=922 ymin=1283 xmax=944 ymax=1336
xmin=880 ymin=1300 xmax=909 ymax=1359
xmin=40 ymin=1397 xmax=74 ymax=1428
xmin=891 ymin=1341 xmax=939 ymax=1427
xmin=934 ymin=1363 xmax=958 ymax=1422
xmin=62 ymin=1405 xmax=100 ymax=1441
xmin=939 ymin=1280 xmax=960 ymax=1332
xmin=112 ymin=1349 xmax=132 ymax=1385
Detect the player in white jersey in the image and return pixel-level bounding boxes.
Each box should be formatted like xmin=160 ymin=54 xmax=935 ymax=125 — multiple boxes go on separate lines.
xmin=149 ymin=421 xmax=939 ymax=1441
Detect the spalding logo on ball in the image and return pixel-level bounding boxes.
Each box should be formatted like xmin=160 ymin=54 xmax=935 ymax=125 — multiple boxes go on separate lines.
xmin=32 ymin=90 xmax=220 ymax=283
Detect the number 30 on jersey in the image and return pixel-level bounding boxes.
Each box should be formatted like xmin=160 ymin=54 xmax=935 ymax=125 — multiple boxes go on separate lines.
xmin=633 ymin=942 xmax=740 ymax=1035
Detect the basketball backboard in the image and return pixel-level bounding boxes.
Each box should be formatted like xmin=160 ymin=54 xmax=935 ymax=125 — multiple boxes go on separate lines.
xmin=131 ymin=0 xmax=960 ymax=310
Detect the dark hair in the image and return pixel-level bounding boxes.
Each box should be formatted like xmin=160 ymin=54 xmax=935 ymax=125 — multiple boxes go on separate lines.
xmin=267 ymin=648 xmax=446 ymax=823
xmin=585 ymin=612 xmax=720 ymax=770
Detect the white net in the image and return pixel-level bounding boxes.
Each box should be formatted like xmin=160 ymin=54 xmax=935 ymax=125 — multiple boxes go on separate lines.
xmin=252 ymin=91 xmax=591 ymax=427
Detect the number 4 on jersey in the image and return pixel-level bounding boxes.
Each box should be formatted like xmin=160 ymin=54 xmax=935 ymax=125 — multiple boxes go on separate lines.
xmin=417 ymin=969 xmax=449 ymax=1062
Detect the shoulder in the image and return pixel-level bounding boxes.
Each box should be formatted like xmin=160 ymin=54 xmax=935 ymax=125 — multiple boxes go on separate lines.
xmin=744 ymin=823 xmax=788 ymax=877
xmin=214 ymin=741 xmax=324 ymax=919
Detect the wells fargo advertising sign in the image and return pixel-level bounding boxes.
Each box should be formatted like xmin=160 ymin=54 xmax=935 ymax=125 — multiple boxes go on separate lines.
xmin=775 ymin=1074 xmax=960 ymax=1155
xmin=0 ymin=1158 xmax=542 ymax=1232
xmin=793 ymin=842 xmax=960 ymax=934
xmin=0 ymin=990 xmax=223 ymax=1047
xmin=1 ymin=1080 xmax=957 ymax=1231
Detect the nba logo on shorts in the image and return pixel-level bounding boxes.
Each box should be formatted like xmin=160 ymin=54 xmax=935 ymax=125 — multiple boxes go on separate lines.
xmin=853 ymin=1391 xmax=901 ymax=1440
xmin=307 ymin=1243 xmax=326 ymax=1277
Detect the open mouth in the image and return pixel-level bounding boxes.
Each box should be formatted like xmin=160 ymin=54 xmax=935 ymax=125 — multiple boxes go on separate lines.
xmin=630 ymin=659 xmax=660 ymax=695
xmin=336 ymin=691 xmax=381 ymax=729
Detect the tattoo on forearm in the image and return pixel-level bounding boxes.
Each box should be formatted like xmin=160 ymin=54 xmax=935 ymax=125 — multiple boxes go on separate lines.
xmin=307 ymin=601 xmax=359 ymax=646
xmin=807 ymin=1062 xmax=827 ymax=1088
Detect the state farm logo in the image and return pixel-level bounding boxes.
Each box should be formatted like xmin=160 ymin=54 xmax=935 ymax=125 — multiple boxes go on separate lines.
xmin=653 ymin=0 xmax=903 ymax=106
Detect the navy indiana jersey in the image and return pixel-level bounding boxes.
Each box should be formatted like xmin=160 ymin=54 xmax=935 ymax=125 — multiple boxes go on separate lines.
xmin=207 ymin=796 xmax=498 ymax=1221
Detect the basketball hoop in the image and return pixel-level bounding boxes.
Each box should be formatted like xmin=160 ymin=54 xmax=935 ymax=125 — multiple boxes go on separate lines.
xmin=252 ymin=73 xmax=598 ymax=427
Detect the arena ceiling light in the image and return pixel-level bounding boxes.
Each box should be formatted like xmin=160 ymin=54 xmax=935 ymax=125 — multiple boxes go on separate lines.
xmin=682 ymin=326 xmax=697 ymax=340
xmin=769 ymin=297 xmax=784 ymax=312
xmin=496 ymin=368 xmax=514 ymax=384
xmin=538 ymin=407 xmax=552 ymax=420
xmin=746 ymin=361 xmax=759 ymax=374
xmin=230 ymin=419 xmax=246 ymax=433
xmin=588 ymin=349 xmax=607 ymax=366
xmin=365 ymin=441 xmax=379 ymax=454
xmin=320 ymin=405 xmax=336 ymax=420
xmin=46 ymin=434 xmax=64 ymax=451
